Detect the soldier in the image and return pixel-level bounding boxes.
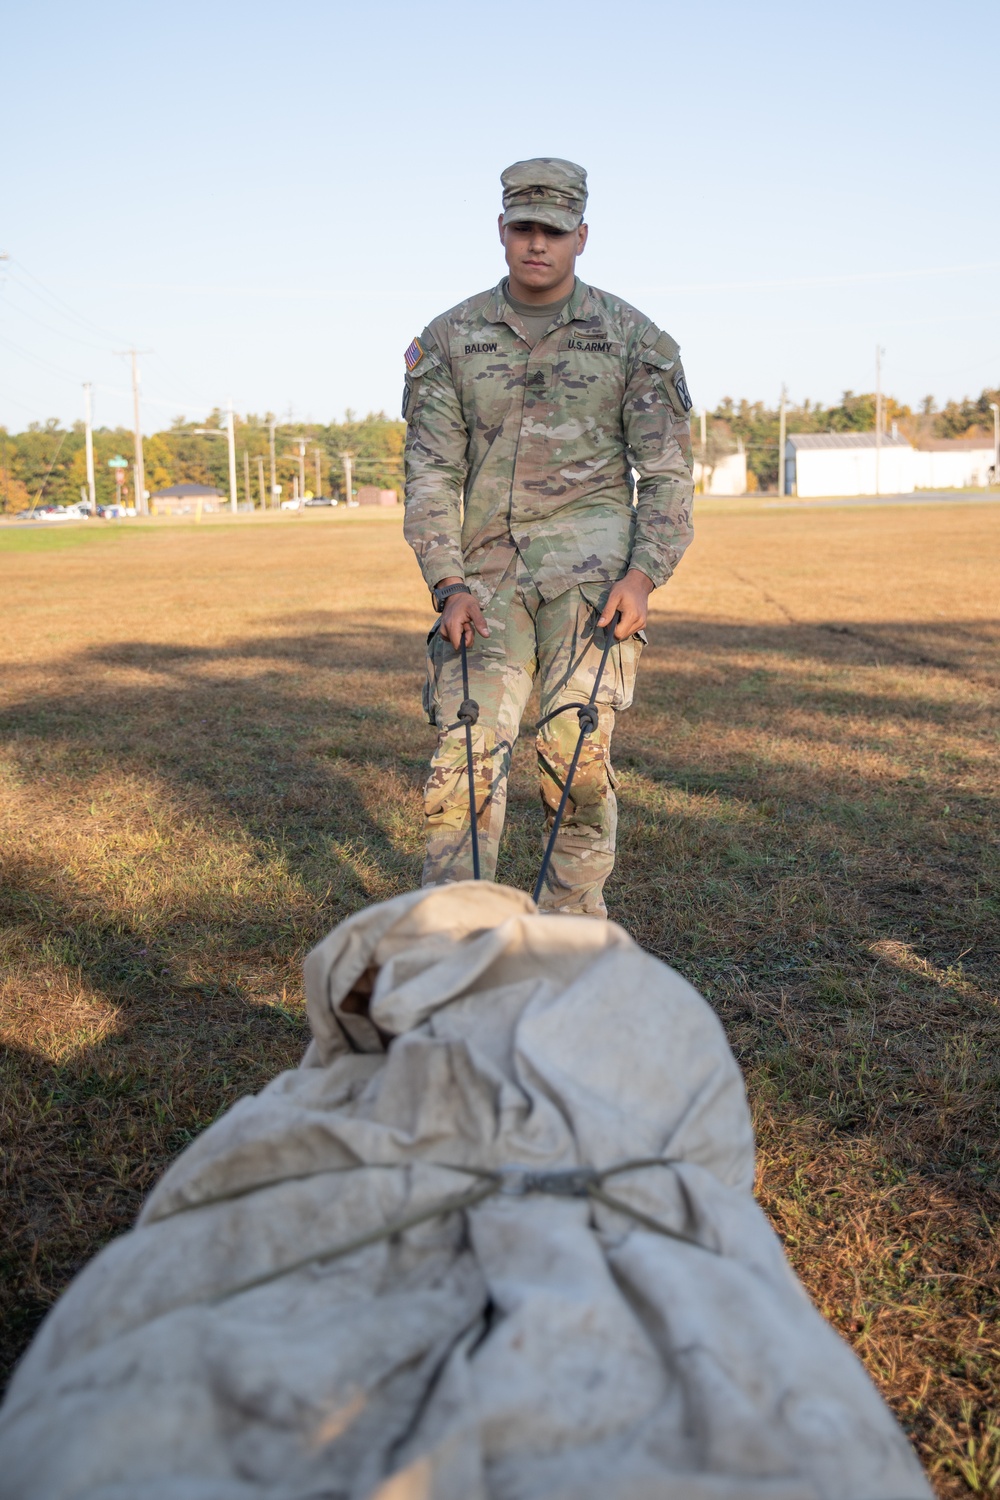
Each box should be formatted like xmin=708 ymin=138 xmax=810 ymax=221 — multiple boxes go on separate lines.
xmin=403 ymin=157 xmax=694 ymax=917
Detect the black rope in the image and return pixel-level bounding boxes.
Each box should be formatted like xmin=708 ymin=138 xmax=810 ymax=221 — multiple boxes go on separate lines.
xmin=457 ymin=635 xmax=481 ymax=880
xmin=532 ymin=611 xmax=621 ymax=906
xmin=212 ymin=1155 xmax=715 ymax=1301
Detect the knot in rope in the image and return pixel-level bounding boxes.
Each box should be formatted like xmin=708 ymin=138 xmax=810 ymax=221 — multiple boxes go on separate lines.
xmin=496 ymin=1167 xmax=598 ymax=1197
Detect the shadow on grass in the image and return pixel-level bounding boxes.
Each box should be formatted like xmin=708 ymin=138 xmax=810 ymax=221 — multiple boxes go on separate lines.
xmin=1 ymin=611 xmax=997 ymax=1389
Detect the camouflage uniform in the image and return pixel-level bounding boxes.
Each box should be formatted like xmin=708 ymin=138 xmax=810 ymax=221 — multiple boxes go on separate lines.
xmin=404 ymin=159 xmax=694 ymax=915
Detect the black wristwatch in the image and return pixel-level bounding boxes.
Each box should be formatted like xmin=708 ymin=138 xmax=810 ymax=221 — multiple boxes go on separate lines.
xmin=432 ymin=582 xmax=472 ymax=613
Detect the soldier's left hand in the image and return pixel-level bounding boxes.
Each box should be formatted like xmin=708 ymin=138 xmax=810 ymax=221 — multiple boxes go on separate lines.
xmin=599 ymin=569 xmax=655 ymax=639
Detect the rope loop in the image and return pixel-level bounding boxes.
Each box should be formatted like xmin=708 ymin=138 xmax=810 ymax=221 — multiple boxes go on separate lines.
xmin=212 ymin=1155 xmax=716 ymax=1303
xmin=532 ymin=610 xmax=620 ymax=904
xmin=459 ymin=635 xmax=481 ymax=879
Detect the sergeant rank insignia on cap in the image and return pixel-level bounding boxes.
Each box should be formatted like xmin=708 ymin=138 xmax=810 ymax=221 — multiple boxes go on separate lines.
xmin=404 ymin=337 xmax=424 ymax=372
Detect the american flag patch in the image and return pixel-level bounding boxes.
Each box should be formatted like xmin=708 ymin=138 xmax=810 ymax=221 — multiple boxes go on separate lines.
xmin=404 ymin=337 xmax=424 ymax=372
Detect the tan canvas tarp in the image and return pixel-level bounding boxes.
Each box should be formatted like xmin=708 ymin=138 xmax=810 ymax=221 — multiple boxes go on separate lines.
xmin=0 ymin=883 xmax=930 ymax=1499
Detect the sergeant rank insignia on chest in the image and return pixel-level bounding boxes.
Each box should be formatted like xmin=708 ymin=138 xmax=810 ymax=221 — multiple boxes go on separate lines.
xmin=404 ymin=337 xmax=424 ymax=372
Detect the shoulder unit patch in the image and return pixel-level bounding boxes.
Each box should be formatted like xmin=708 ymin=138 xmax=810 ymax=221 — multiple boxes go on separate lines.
xmin=404 ymin=337 xmax=424 ymax=372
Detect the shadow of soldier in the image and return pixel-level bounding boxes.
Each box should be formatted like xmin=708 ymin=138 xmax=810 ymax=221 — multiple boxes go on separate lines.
xmin=0 ymin=617 xmax=437 ymax=1378
xmin=1 ymin=607 xmax=997 ymax=1403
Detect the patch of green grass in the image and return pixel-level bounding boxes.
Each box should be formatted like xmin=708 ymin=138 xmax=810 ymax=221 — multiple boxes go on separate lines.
xmin=0 ymin=522 xmax=131 ymax=553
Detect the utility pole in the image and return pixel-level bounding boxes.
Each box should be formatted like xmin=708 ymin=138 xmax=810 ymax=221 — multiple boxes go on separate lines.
xmin=226 ymin=401 xmax=238 ymax=513
xmin=341 ymin=451 xmax=354 ymax=504
xmin=990 ymin=402 xmax=999 ymax=488
xmin=777 ymin=384 xmax=787 ymax=496
xmin=194 ymin=412 xmax=238 ymax=511
xmin=874 ymin=345 xmax=883 ymax=496
xmin=243 ymin=448 xmax=252 ymax=509
xmin=284 ymin=438 xmax=308 ymax=501
xmin=83 ymin=382 xmax=97 ymax=512
xmin=117 ymin=349 xmax=148 ymax=515
xmin=257 ymin=454 xmax=266 ymax=510
xmin=314 ymin=446 xmax=322 ymax=500
xmin=268 ymin=417 xmax=277 ymax=509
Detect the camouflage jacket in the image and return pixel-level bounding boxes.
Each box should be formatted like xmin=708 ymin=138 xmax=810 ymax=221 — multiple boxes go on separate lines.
xmin=402 ymin=277 xmax=694 ymax=604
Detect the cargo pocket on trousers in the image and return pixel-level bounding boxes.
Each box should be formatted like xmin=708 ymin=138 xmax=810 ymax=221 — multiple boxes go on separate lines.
xmin=424 ymin=723 xmax=490 ymax=827
xmin=422 ymin=619 xmax=443 ymax=726
xmin=611 ymin=628 xmax=646 ymax=712
xmin=575 ymin=582 xmax=646 ymax=712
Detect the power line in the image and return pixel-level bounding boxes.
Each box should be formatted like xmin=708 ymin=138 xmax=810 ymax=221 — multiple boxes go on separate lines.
xmin=5 ymin=259 xmax=131 ymax=345
xmin=24 ymin=429 xmax=70 ymax=517
xmin=144 ymin=350 xmax=216 ymax=409
xmin=0 ymin=330 xmax=85 ymax=384
xmin=0 ymin=384 xmax=38 ymax=415
xmin=640 ymin=260 xmax=1000 ymax=297
xmin=2 ymin=262 xmax=220 ymax=417
xmin=0 ymin=284 xmax=115 ymax=354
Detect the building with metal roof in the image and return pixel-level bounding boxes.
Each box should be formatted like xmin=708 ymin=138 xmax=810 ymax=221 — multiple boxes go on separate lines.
xmin=784 ymin=432 xmax=915 ymax=497
xmin=911 ymin=438 xmax=996 ymax=489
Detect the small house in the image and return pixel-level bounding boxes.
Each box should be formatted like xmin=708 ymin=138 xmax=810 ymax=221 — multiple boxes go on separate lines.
xmin=150 ymin=483 xmax=225 ymax=516
xmin=355 ymin=487 xmax=398 ymax=507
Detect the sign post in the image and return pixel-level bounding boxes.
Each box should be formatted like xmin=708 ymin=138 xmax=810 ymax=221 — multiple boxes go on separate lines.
xmin=107 ymin=455 xmax=129 ymax=515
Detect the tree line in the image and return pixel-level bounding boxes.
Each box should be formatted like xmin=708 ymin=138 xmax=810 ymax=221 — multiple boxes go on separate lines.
xmin=1 ymin=384 xmax=997 ymax=512
xmin=710 ymin=385 xmax=999 ymax=492
xmin=0 ymin=411 xmax=404 ymax=513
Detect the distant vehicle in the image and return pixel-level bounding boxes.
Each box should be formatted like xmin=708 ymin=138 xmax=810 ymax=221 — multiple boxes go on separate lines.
xmin=26 ymin=503 xmax=91 ymax=522
xmin=280 ymin=498 xmax=301 ymax=511
xmin=97 ymin=504 xmax=135 ymax=519
xmin=304 ymin=495 xmax=338 ymax=508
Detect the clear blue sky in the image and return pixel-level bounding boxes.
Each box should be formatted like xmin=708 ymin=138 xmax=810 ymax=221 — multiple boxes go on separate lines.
xmin=2 ymin=0 xmax=998 ymax=433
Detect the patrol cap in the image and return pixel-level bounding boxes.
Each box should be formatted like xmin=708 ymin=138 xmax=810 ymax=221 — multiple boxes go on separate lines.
xmin=500 ymin=158 xmax=588 ymax=232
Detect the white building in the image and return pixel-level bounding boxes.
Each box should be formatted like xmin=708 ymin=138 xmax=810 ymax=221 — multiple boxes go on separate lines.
xmin=693 ymin=451 xmax=747 ymax=496
xmin=784 ymin=433 xmax=916 ymax=497
xmin=912 ymin=439 xmax=996 ymax=489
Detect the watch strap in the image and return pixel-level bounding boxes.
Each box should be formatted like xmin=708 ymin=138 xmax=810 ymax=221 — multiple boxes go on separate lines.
xmin=433 ymin=582 xmax=472 ymax=612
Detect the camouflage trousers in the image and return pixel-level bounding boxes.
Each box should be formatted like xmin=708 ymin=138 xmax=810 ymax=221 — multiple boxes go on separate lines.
xmin=421 ymin=558 xmax=644 ymax=917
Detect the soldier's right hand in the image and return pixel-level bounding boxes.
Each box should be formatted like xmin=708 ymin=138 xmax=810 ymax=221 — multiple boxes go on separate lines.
xmin=441 ymin=591 xmax=490 ymax=650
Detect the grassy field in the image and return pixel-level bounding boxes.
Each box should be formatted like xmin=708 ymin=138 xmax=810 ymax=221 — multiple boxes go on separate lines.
xmin=2 ymin=505 xmax=997 ymax=1494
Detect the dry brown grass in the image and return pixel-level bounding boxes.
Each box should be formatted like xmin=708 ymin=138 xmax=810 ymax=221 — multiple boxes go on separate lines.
xmin=2 ymin=504 xmax=998 ymax=1495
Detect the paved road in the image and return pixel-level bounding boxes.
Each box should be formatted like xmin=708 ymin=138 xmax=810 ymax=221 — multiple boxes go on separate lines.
xmin=761 ymin=490 xmax=1000 ymax=510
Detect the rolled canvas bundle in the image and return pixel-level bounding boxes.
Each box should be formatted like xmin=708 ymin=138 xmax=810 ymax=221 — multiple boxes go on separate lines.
xmin=0 ymin=883 xmax=930 ymax=1499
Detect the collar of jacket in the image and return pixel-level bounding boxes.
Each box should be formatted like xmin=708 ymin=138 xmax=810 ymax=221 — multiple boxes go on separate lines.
xmin=481 ymin=276 xmax=596 ymax=331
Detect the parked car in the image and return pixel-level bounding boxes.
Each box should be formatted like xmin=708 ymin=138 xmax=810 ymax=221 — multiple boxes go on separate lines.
xmin=304 ymin=496 xmax=338 ymax=508
xmin=29 ymin=503 xmax=91 ymax=521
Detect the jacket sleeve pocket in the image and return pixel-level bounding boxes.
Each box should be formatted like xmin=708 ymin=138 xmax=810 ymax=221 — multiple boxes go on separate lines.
xmin=639 ymin=341 xmax=693 ymax=418
xmin=402 ymin=347 xmax=443 ymax=424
